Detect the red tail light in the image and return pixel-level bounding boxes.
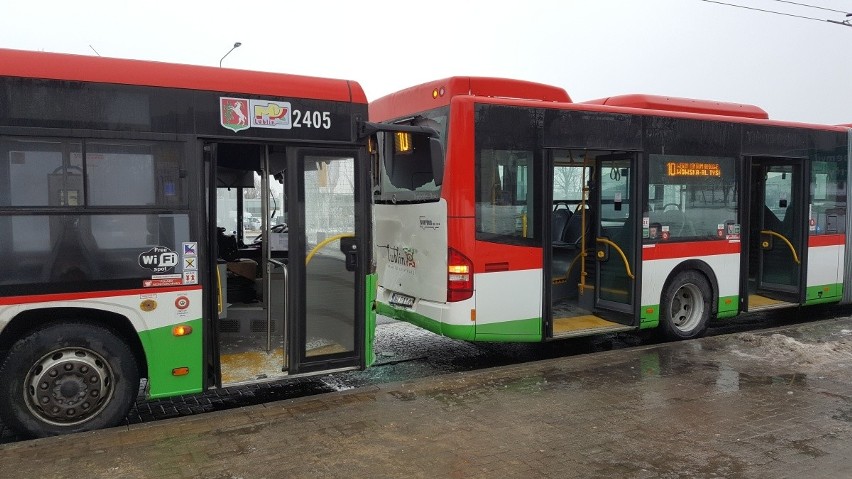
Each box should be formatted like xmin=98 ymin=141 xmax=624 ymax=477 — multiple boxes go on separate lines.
xmin=447 ymin=248 xmax=473 ymax=302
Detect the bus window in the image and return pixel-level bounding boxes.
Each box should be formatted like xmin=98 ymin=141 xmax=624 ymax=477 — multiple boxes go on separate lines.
xmin=1 ymin=138 xmax=82 ymax=207
xmin=646 ymin=154 xmax=737 ymax=241
xmin=810 ymin=159 xmax=847 ymax=234
xmin=477 ymin=149 xmax=535 ymax=240
xmin=553 ymin=165 xmax=586 ymax=205
xmin=474 ymin=104 xmax=539 ymax=244
xmin=86 ymin=141 xmax=186 ymax=207
xmin=375 ymin=108 xmax=448 ymax=203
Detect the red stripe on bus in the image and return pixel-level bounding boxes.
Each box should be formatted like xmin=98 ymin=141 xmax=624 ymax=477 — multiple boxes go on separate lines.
xmin=0 ymin=285 xmax=203 ymax=306
xmin=808 ymin=234 xmax=845 ymax=247
xmin=0 ymin=48 xmax=366 ymax=104
xmin=474 ymin=241 xmax=542 ymax=272
xmin=642 ymin=240 xmax=741 ymax=261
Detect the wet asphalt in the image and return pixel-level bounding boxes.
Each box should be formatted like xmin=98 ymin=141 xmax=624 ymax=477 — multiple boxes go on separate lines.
xmin=1 ymin=307 xmax=852 ymax=477
xmin=1 ymin=304 xmax=848 ymax=446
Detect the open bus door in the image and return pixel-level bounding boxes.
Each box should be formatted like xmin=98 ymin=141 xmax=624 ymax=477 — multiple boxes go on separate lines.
xmin=206 ymin=142 xmax=290 ymax=386
xmin=206 ymin=143 xmax=365 ymax=387
xmin=744 ymin=158 xmax=806 ymax=311
xmin=547 ymin=150 xmax=637 ymax=339
xmin=285 ymin=147 xmax=366 ymax=374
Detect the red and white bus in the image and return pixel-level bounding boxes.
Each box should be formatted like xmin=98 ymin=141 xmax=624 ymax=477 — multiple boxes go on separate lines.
xmin=0 ymin=49 xmax=434 ymax=437
xmin=370 ymin=77 xmax=850 ymax=343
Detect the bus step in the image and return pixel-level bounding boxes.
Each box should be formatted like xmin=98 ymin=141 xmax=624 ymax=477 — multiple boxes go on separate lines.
xmin=551 ymin=314 xmax=634 ymax=339
xmin=747 ymin=294 xmax=797 ymax=312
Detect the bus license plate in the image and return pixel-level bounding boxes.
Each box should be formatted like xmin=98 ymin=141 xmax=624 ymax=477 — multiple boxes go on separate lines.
xmin=390 ymin=293 xmax=415 ymax=308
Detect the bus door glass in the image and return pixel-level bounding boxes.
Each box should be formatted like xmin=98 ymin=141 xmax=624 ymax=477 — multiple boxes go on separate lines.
xmin=287 ymin=147 xmax=363 ymax=374
xmin=594 ymin=154 xmax=636 ymax=314
xmin=750 ymin=160 xmax=804 ymax=303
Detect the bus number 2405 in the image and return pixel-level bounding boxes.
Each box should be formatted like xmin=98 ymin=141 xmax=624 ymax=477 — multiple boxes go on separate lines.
xmin=293 ymin=110 xmax=331 ymax=129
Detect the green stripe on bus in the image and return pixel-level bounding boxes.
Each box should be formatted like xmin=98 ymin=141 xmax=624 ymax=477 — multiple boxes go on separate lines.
xmin=640 ymin=305 xmax=659 ymax=329
xmin=475 ymin=317 xmax=542 ymax=342
xmin=716 ymin=295 xmax=739 ymax=319
xmin=376 ymin=301 xmax=542 ymax=342
xmin=365 ymin=274 xmax=377 ymax=367
xmin=376 ymin=301 xmax=475 ymax=341
xmin=139 ymin=317 xmax=204 ymax=399
xmin=805 ymin=283 xmax=843 ymax=305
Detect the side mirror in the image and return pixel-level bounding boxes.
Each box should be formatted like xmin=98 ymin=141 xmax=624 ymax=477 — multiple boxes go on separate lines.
xmin=430 ymin=137 xmax=444 ymax=187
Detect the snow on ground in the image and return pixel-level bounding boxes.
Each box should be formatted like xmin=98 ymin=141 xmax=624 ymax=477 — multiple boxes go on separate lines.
xmin=731 ymin=330 xmax=852 ymax=372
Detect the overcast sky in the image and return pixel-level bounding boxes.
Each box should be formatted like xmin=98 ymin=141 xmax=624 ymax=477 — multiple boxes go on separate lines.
xmin=3 ymin=0 xmax=851 ymax=125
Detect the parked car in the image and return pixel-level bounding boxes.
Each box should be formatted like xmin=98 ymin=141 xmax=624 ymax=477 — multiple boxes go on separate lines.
xmin=243 ymin=216 xmax=261 ymax=230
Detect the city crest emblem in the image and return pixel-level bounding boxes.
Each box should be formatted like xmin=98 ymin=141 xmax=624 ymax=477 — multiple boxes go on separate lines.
xmin=220 ymin=97 xmax=250 ymax=132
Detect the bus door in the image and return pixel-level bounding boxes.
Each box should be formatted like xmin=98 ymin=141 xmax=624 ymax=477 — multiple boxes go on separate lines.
xmin=593 ymin=153 xmax=638 ymax=316
xmin=207 ymin=142 xmax=290 ymax=386
xmin=546 ymin=149 xmax=637 ymax=339
xmin=285 ymin=147 xmax=364 ymax=375
xmin=745 ymin=158 xmax=805 ymax=310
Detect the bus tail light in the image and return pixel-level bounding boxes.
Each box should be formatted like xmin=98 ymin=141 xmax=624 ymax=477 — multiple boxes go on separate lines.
xmin=447 ymin=248 xmax=473 ymax=302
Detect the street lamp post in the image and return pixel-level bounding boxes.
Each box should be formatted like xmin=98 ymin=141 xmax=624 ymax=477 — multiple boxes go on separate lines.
xmin=219 ymin=42 xmax=242 ymax=67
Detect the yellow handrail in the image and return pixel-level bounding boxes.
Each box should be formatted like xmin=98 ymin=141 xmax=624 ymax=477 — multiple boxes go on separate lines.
xmin=564 ymin=252 xmax=585 ymax=283
xmin=760 ymin=230 xmax=800 ymax=264
xmin=579 ymin=159 xmax=588 ymax=293
xmin=306 ymin=232 xmax=355 ymax=265
xmin=595 ymin=237 xmax=635 ymax=279
xmin=216 ymin=264 xmax=223 ymax=314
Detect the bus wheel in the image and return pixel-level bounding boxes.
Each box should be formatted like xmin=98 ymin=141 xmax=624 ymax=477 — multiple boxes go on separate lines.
xmin=0 ymin=322 xmax=140 ymax=438
xmin=659 ymin=271 xmax=711 ymax=340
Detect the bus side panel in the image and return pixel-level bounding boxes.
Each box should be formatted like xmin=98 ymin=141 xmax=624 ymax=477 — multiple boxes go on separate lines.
xmin=473 ymin=241 xmax=543 ymax=341
xmin=0 ymin=288 xmax=204 ymax=399
xmin=139 ymin=316 xmax=204 ymax=398
xmin=805 ymin=234 xmax=844 ymax=305
xmin=375 ymin=201 xmax=480 ymax=339
xmin=641 ymin=241 xmax=741 ymax=327
xmin=135 ymin=288 xmax=204 ymax=398
xmin=444 ymin=98 xmax=476 ymax=220
xmin=374 ymin=201 xmax=448 ymax=304
xmin=474 ymin=269 xmax=543 ymax=341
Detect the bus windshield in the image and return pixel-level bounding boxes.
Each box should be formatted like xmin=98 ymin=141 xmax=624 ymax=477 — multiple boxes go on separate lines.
xmin=375 ymin=107 xmax=448 ymax=203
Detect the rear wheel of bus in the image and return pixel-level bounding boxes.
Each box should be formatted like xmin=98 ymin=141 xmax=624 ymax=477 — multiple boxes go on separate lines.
xmin=0 ymin=321 xmax=140 ymax=438
xmin=659 ymin=271 xmax=712 ymax=340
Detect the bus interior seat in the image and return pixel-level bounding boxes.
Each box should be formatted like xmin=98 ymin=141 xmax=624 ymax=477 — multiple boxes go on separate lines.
xmin=552 ymin=206 xmax=592 ymax=300
xmin=554 ymin=206 xmax=590 ymax=249
xmin=552 ymin=208 xmax=572 ymax=242
xmin=562 ymin=212 xmax=586 ymax=247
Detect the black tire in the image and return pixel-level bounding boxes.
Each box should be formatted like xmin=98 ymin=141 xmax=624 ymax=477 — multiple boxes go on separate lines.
xmin=658 ymin=270 xmax=712 ymax=340
xmin=0 ymin=321 xmax=140 ymax=438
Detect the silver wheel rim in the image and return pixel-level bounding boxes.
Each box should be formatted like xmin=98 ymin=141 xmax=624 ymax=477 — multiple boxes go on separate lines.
xmin=669 ymin=283 xmax=704 ymax=333
xmin=24 ymin=347 xmax=115 ymax=427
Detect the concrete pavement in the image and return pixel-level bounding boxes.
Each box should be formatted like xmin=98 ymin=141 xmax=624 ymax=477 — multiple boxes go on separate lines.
xmin=1 ymin=317 xmax=852 ymax=478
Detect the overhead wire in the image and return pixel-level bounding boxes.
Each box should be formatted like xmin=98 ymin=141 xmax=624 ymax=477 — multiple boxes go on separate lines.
xmin=698 ymin=0 xmax=852 ymax=27
xmin=768 ymin=0 xmax=849 ymax=15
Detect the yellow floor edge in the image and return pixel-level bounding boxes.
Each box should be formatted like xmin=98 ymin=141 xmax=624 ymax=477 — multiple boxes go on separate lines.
xmin=553 ymin=315 xmax=623 ymax=334
xmin=749 ymin=294 xmax=784 ymax=307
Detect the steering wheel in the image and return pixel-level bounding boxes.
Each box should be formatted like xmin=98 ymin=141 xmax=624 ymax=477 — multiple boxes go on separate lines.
xmin=252 ymin=224 xmax=288 ymax=245
xmin=663 ymin=203 xmax=681 ymax=212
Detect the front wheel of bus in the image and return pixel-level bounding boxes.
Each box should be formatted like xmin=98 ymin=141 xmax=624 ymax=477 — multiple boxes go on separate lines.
xmin=659 ymin=271 xmax=711 ymax=341
xmin=0 ymin=322 xmax=140 ymax=438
